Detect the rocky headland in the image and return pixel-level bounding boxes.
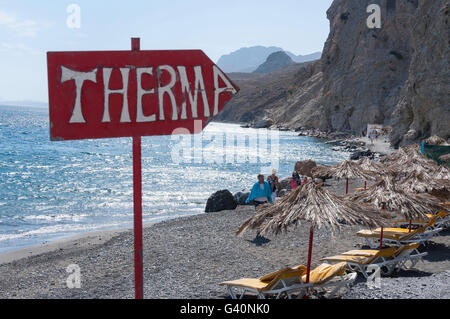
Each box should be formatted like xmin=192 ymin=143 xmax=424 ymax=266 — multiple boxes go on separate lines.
xmin=215 ymin=0 xmax=450 ymax=148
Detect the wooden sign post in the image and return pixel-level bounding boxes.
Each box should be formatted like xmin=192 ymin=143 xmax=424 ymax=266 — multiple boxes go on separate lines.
xmin=132 ymin=38 xmax=144 ymax=299
xmin=47 ymin=38 xmax=239 ymax=298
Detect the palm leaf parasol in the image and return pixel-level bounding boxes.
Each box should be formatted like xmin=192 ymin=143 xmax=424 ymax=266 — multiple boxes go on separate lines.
xmin=357 ymin=157 xmax=396 ymax=188
xmin=347 ymin=177 xmax=442 ymax=218
xmin=396 ymin=169 xmax=450 ymax=194
xmin=439 ymin=154 xmax=450 ymax=163
xmin=237 ymin=182 xmax=388 ymax=285
xmin=381 ymin=146 xmax=449 ymax=194
xmin=346 ymin=176 xmax=443 ymax=245
xmin=435 ymin=165 xmax=450 ymax=180
xmin=380 ymin=144 xmax=422 ymax=165
xmin=424 ymin=135 xmax=449 ymax=145
xmin=312 ymin=160 xmax=377 ymax=194
xmin=382 ymin=145 xmax=439 ymax=175
xmin=357 ymin=157 xmax=385 ymax=174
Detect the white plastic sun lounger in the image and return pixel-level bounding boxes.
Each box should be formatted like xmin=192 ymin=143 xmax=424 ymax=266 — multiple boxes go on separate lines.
xmin=220 ymin=262 xmax=356 ymax=299
xmin=357 ymin=213 xmax=445 ymax=248
xmin=392 ymin=211 xmax=450 ymax=230
xmin=322 ymin=243 xmax=427 ymax=279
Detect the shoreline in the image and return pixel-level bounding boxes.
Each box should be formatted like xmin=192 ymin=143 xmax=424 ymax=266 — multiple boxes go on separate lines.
xmin=0 ymin=132 xmax=388 ymax=263
xmin=0 ymin=123 xmax=355 ymax=259
xmin=0 ymin=226 xmax=131 ymax=266
xmin=0 ymin=178 xmax=368 ymax=264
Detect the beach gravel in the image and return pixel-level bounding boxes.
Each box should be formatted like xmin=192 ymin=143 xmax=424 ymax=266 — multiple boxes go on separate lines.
xmin=343 ymin=271 xmax=450 ymax=299
xmin=0 ymin=203 xmax=449 ymax=299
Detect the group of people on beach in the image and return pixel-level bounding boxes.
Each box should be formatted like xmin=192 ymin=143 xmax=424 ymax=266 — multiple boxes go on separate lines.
xmin=245 ymin=169 xmax=307 ymax=206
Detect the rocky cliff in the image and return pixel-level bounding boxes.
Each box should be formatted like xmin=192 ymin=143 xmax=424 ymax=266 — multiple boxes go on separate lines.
xmin=217 ymin=0 xmax=449 ymax=147
xmin=321 ymin=0 xmax=449 ymax=146
xmin=389 ymin=0 xmax=450 ymax=146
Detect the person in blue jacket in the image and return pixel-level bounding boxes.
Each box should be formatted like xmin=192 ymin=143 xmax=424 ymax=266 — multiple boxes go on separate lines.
xmin=245 ymin=174 xmax=273 ymax=207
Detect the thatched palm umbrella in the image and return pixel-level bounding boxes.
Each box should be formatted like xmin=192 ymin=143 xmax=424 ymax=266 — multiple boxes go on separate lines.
xmin=380 ymin=146 xmax=408 ymax=164
xmin=435 ymin=165 xmax=450 ymax=180
xmin=439 ymin=154 xmax=450 ymax=163
xmin=237 ymin=182 xmax=387 ymax=285
xmin=348 ymin=177 xmax=441 ymax=218
xmin=382 ymin=145 xmax=442 ymax=181
xmin=312 ymin=160 xmax=376 ymax=194
xmin=379 ymin=145 xmax=449 ymax=221
xmin=380 ymin=144 xmax=425 ymax=166
xmin=381 ymin=146 xmax=449 ymax=193
xmin=397 ymin=169 xmax=450 ymax=194
xmin=389 ymin=158 xmax=439 ymax=176
xmin=424 ymin=135 xmax=449 ymax=146
xmin=347 ymin=176 xmax=443 ymax=243
xmin=357 ymin=157 xmax=395 ymax=189
xmin=426 ymin=166 xmax=450 ymax=203
xmin=358 ymin=157 xmax=385 ymax=174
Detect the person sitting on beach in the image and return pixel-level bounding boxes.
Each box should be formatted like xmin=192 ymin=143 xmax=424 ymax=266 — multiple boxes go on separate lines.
xmin=267 ymin=168 xmax=279 ymax=203
xmin=289 ymin=171 xmax=301 ymax=191
xmin=245 ymin=174 xmax=273 ymax=207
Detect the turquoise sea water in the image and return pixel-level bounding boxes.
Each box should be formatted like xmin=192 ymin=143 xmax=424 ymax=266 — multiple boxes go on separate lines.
xmin=0 ymin=105 xmax=349 ymax=253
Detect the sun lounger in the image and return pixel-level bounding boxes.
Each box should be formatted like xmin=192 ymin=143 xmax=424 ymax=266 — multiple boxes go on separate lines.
xmin=219 ymin=262 xmax=356 ymax=299
xmin=356 ymin=214 xmax=444 ymax=248
xmin=322 ymin=243 xmax=426 ymax=279
xmin=301 ymin=262 xmax=357 ymax=299
xmin=392 ymin=211 xmax=450 ymax=229
xmin=219 ymin=265 xmax=306 ymax=299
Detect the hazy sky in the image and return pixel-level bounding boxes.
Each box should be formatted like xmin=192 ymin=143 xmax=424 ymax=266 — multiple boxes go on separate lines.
xmin=0 ymin=0 xmax=333 ymax=102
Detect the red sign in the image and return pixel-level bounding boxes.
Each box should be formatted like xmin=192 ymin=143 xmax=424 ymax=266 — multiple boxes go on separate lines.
xmin=47 ymin=39 xmax=238 ymax=299
xmin=47 ymin=48 xmax=238 ymax=140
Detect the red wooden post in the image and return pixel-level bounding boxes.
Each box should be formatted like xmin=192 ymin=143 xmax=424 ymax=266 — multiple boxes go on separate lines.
xmin=380 ymin=203 xmax=385 ymax=250
xmin=131 ymin=37 xmax=140 ymax=51
xmin=364 ymin=180 xmax=367 ymax=190
xmin=132 ymin=38 xmax=144 ymax=299
xmin=345 ymin=178 xmax=349 ymax=195
xmin=409 ymin=220 xmax=412 ymax=232
xmin=379 ymin=227 xmax=384 ymax=250
xmin=305 ymin=226 xmax=314 ymax=283
xmin=133 ymin=135 xmax=143 ymax=299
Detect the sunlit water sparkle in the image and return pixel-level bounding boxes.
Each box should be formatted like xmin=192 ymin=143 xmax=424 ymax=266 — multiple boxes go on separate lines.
xmin=0 ymin=105 xmax=349 ymax=252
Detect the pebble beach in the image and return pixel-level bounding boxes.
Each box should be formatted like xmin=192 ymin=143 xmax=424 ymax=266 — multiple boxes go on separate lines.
xmin=1 ymin=182 xmax=449 ymax=299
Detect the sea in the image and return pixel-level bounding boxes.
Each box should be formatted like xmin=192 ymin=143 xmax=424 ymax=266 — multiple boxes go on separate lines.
xmin=0 ymin=105 xmax=350 ymax=253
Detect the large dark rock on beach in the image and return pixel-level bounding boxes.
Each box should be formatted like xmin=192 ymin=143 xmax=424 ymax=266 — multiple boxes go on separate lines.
xmin=294 ymin=159 xmax=317 ymax=177
xmin=205 ymin=190 xmax=238 ymax=213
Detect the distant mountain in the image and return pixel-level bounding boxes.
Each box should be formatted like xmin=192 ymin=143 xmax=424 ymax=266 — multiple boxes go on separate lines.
xmin=253 ymin=51 xmax=294 ymax=74
xmin=217 ymin=46 xmax=321 ymax=73
xmin=217 ymin=46 xmax=283 ymax=73
xmin=286 ymin=51 xmax=322 ymax=63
